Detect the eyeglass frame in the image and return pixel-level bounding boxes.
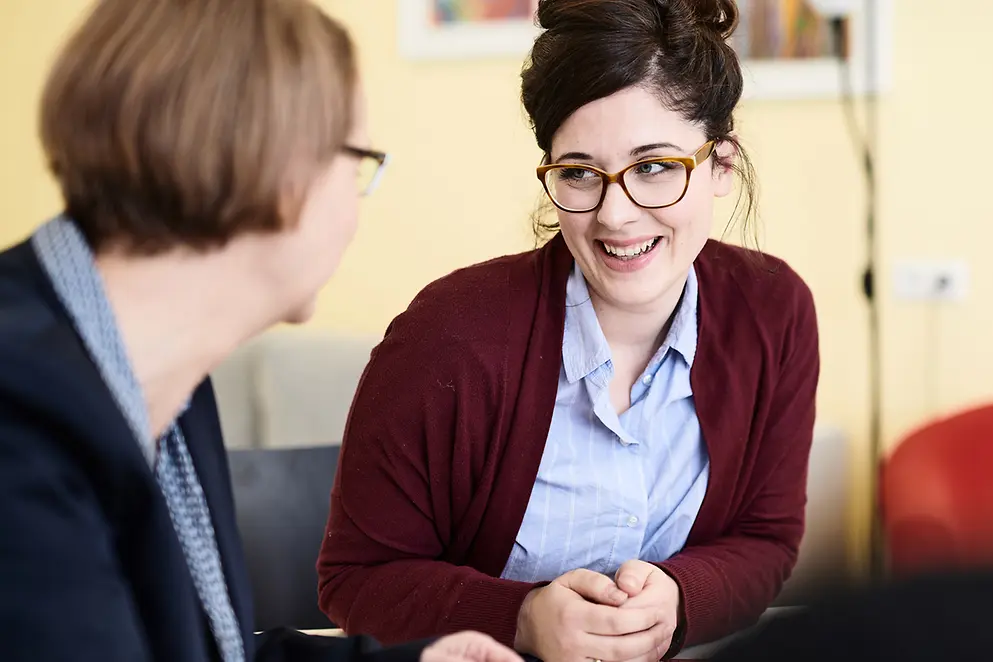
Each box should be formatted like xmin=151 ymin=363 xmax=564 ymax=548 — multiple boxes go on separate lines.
xmin=535 ymin=140 xmax=717 ymax=213
xmin=343 ymin=145 xmax=390 ymax=197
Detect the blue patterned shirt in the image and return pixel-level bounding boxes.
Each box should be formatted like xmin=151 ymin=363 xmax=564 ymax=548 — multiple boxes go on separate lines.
xmin=501 ymin=262 xmax=709 ymax=582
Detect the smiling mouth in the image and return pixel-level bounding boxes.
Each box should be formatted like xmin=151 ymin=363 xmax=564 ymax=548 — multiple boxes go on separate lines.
xmin=596 ymin=237 xmax=662 ymax=260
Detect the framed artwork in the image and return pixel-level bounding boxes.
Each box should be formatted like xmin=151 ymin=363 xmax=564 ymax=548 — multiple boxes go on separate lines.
xmin=397 ymin=0 xmax=541 ymax=60
xmin=734 ymin=0 xmax=893 ymax=99
xmin=397 ymin=0 xmax=892 ymax=99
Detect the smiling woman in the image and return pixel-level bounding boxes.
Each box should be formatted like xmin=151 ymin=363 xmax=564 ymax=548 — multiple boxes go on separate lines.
xmin=0 ymin=1 xmax=521 ymax=662
xmin=318 ymin=1 xmax=820 ymax=660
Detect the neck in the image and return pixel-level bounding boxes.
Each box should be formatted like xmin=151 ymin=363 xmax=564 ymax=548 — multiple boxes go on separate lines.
xmin=590 ymin=272 xmax=689 ymax=359
xmin=96 ymin=241 xmax=282 ymax=438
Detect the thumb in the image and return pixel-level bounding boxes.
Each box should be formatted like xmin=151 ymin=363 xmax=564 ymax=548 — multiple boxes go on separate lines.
xmin=614 ymin=560 xmax=655 ymax=597
xmin=559 ymin=568 xmax=628 ymax=606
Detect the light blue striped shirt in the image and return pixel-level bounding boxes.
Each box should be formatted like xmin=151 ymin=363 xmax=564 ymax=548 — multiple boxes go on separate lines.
xmin=501 ymin=262 xmax=709 ymax=583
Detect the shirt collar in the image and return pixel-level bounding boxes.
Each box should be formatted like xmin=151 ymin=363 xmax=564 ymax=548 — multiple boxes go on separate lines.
xmin=668 ymin=264 xmax=699 ymax=367
xmin=561 ymin=261 xmax=699 ymax=384
xmin=562 ymin=262 xmax=611 ymax=384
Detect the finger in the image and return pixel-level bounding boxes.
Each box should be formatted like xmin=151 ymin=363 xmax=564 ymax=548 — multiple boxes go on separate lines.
xmin=432 ymin=633 xmax=524 ymax=662
xmin=423 ymin=645 xmax=522 ymax=662
xmin=619 ymin=585 xmax=670 ymax=613
xmin=614 ymin=561 xmax=654 ymax=598
xmin=619 ymin=577 xmax=679 ymax=624
xmin=624 ymin=622 xmax=674 ymax=662
xmin=584 ymin=621 xmax=675 ymax=662
xmin=561 ymin=568 xmax=628 ymax=606
xmin=470 ymin=638 xmax=525 ymax=662
xmin=570 ymin=600 xmax=661 ymax=636
xmin=422 ymin=653 xmax=475 ymax=662
xmin=420 ymin=650 xmax=454 ymax=662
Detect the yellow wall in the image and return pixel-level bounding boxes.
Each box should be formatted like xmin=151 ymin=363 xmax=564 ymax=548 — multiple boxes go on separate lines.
xmin=3 ymin=0 xmax=993 ymax=570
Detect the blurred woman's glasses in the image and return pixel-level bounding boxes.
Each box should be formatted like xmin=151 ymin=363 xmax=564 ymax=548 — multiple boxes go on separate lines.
xmin=343 ymin=145 xmax=389 ymax=197
xmin=536 ymin=141 xmax=716 ymax=213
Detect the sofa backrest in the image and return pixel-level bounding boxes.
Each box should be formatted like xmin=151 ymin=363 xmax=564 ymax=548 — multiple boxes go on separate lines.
xmin=211 ymin=328 xmax=381 ymax=449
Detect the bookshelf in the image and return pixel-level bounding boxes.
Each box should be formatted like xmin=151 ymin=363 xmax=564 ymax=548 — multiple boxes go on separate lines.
xmin=737 ymin=0 xmax=893 ymax=100
xmin=397 ymin=0 xmax=894 ymax=100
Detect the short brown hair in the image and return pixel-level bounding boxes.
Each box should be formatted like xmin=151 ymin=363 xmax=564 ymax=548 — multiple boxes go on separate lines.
xmin=40 ymin=0 xmax=357 ymax=254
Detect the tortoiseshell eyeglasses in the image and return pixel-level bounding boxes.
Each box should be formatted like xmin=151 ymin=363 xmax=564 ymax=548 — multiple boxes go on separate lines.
xmin=536 ymin=141 xmax=716 ymax=213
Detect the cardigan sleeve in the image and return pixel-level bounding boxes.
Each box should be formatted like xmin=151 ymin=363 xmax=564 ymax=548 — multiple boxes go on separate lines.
xmin=658 ymin=279 xmax=820 ymax=653
xmin=317 ymin=320 xmax=538 ymax=648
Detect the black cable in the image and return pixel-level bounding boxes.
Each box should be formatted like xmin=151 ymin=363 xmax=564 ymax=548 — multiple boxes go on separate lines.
xmin=829 ymin=14 xmax=884 ymax=580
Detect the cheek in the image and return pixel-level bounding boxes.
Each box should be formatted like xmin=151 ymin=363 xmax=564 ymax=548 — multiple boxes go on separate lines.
xmin=556 ymin=208 xmax=598 ymax=236
xmin=555 ymin=211 xmax=597 ymax=251
xmin=328 ymin=194 xmax=358 ymax=243
xmin=650 ymin=195 xmax=714 ymax=249
xmin=310 ymin=174 xmax=358 ymax=246
xmin=287 ymin=172 xmax=359 ymax=289
xmin=649 ymin=201 xmax=710 ymax=233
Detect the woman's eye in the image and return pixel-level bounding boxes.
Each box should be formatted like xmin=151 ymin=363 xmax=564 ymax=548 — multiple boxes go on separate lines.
xmin=558 ymin=167 xmax=596 ymax=181
xmin=635 ymin=161 xmax=671 ymax=176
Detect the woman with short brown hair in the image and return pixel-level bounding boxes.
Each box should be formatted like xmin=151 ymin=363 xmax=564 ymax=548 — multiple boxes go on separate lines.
xmin=0 ymin=2 xmax=518 ymax=662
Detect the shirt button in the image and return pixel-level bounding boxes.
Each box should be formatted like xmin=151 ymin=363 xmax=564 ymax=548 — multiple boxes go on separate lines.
xmin=642 ymin=374 xmax=653 ymax=385
xmin=627 ymin=515 xmax=639 ymax=527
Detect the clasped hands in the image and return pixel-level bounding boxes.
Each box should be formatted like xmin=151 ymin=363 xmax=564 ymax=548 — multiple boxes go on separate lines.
xmin=515 ymin=560 xmax=681 ymax=662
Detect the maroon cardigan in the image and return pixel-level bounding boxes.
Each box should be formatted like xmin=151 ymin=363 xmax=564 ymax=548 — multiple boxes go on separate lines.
xmin=318 ymin=234 xmax=819 ymax=654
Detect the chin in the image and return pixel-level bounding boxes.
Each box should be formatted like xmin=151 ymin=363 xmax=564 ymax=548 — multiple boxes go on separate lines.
xmin=597 ymin=269 xmax=688 ymax=315
xmin=283 ymin=297 xmax=318 ymax=325
xmin=605 ymin=284 xmax=667 ymax=310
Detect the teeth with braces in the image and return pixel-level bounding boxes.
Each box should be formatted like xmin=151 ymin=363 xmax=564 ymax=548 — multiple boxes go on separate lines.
xmin=602 ymin=237 xmax=659 ymax=258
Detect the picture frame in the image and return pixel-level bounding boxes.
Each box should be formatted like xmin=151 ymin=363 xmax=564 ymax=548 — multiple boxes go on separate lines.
xmin=736 ymin=0 xmax=894 ymax=99
xmin=396 ymin=0 xmax=540 ymax=60
xmin=396 ymin=0 xmax=893 ymax=100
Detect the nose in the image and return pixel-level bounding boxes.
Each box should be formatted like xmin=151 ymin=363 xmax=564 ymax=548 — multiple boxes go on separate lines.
xmin=596 ymin=180 xmax=641 ymax=231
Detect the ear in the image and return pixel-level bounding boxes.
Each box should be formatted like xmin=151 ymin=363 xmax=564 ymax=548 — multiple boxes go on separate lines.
xmin=712 ymin=139 xmax=737 ymax=198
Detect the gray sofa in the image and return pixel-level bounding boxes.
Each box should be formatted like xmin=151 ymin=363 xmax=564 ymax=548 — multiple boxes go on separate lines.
xmin=211 ymin=327 xmax=852 ymax=605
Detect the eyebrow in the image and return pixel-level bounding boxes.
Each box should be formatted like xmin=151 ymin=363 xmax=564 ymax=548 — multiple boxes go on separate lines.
xmin=631 ymin=142 xmax=684 ymax=156
xmin=553 ymin=142 xmax=686 ymax=163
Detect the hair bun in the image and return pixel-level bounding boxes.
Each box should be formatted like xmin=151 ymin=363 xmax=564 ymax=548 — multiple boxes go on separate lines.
xmin=686 ymin=0 xmax=739 ymax=41
xmin=535 ymin=0 xmax=739 ymax=40
xmin=534 ymin=0 xmax=605 ymax=33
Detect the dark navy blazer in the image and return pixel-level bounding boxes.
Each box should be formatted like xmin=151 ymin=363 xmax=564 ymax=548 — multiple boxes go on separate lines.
xmin=0 ymin=239 xmax=425 ymax=662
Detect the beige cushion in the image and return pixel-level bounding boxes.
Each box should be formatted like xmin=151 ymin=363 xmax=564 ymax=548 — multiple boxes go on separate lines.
xmin=211 ymin=337 xmax=264 ymax=449
xmin=212 ymin=328 xmax=381 ymax=449
xmin=778 ymin=423 xmax=852 ymax=604
xmin=253 ymin=328 xmax=379 ymax=449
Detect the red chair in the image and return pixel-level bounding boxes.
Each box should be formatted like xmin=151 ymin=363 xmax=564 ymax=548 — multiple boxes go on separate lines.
xmin=881 ymin=404 xmax=993 ymax=575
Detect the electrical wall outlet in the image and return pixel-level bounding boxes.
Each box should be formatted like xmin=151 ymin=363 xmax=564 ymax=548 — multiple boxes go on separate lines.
xmin=892 ymin=260 xmax=969 ymax=302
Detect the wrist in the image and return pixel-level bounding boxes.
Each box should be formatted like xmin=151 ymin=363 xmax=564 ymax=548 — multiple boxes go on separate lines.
xmin=665 ymin=582 xmax=687 ymax=659
xmin=514 ymin=587 xmax=540 ymax=655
